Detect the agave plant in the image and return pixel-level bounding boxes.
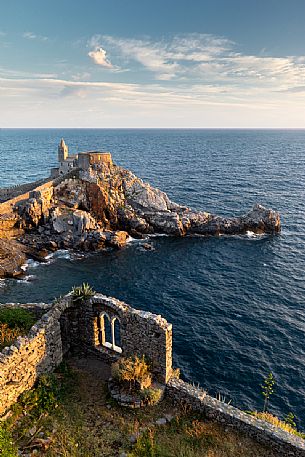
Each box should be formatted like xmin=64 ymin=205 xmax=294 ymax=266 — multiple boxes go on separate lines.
xmin=71 ymin=283 xmax=95 ymax=303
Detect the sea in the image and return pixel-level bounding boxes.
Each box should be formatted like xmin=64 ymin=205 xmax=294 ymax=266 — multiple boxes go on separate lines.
xmin=1 ymin=128 xmax=305 ymax=426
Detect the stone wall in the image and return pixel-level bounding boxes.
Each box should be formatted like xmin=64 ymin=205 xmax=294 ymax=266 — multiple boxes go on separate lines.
xmin=0 ymin=298 xmax=70 ymax=416
xmin=60 ymin=293 xmax=173 ymax=383
xmin=166 ymin=378 xmax=305 ymax=457
xmin=0 ymin=178 xmax=50 ymax=203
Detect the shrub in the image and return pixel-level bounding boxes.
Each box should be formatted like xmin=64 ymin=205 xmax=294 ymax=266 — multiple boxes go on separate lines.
xmin=20 ymin=374 xmax=60 ymax=417
xmin=71 ymin=283 xmax=95 ymax=303
xmin=111 ymin=355 xmax=152 ymax=390
xmin=128 ymin=429 xmax=160 ymax=457
xmin=140 ymin=387 xmax=162 ymax=405
xmin=0 ymin=307 xmax=35 ymax=332
xmin=0 ymin=425 xmax=17 ymax=457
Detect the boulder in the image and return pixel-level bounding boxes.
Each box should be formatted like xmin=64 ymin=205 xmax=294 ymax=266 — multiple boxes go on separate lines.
xmin=0 ymin=239 xmax=27 ymax=278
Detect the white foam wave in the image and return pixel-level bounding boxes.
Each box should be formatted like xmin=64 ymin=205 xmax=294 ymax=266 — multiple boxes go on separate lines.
xmin=19 ymin=274 xmax=37 ymax=283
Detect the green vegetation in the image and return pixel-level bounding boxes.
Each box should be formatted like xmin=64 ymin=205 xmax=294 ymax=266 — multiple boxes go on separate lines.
xmin=249 ymin=411 xmax=305 ymax=439
xmin=0 ymin=425 xmax=17 ymax=457
xmin=111 ymin=355 xmax=152 ymax=390
xmin=261 ymin=372 xmax=275 ymax=412
xmin=112 ymin=355 xmax=152 ymax=390
xmin=2 ymin=359 xmax=275 ymax=457
xmin=0 ymin=307 xmax=36 ymax=350
xmin=0 ymin=307 xmax=36 ymax=332
xmin=127 ymin=414 xmax=273 ymax=457
xmin=140 ymin=387 xmax=163 ymax=406
xmin=285 ymin=412 xmax=297 ymax=429
xmin=246 ymin=372 xmax=305 ymax=440
xmin=19 ymin=374 xmax=61 ymax=418
xmin=71 ymin=283 xmax=95 ymax=303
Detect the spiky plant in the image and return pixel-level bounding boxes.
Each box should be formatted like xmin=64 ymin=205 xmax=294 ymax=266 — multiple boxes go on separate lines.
xmin=71 ymin=283 xmax=95 ymax=303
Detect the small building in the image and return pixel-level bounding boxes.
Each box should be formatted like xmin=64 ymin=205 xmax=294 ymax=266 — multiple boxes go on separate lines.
xmin=77 ymin=151 xmax=112 ymax=169
xmin=51 ymin=139 xmax=112 ymax=178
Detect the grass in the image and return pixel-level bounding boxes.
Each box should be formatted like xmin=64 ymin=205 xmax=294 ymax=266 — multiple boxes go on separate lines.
xmin=0 ymin=307 xmax=36 ymax=350
xmin=249 ymin=411 xmax=305 ymax=440
xmin=1 ymin=357 xmax=278 ymax=457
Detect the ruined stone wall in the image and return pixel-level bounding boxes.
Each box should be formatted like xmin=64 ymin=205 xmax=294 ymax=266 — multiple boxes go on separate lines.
xmin=0 ymin=298 xmax=70 ymax=416
xmin=166 ymin=378 xmax=305 ymax=457
xmin=0 ymin=293 xmax=172 ymax=415
xmin=60 ymin=293 xmax=173 ymax=383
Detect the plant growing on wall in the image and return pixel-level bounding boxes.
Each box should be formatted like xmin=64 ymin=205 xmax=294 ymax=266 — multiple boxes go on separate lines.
xmin=71 ymin=283 xmax=95 ymax=303
xmin=284 ymin=412 xmax=297 ymax=430
xmin=261 ymin=372 xmax=275 ymax=412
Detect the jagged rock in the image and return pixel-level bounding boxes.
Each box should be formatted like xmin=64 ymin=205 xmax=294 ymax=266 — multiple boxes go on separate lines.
xmin=0 ymin=158 xmax=281 ymax=278
xmin=72 ymin=209 xmax=97 ymax=236
xmin=0 ymin=239 xmax=27 ymax=277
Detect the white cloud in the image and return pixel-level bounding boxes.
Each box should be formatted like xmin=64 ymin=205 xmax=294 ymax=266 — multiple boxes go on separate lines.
xmin=2 ymin=32 xmax=305 ymax=127
xmin=88 ymin=47 xmax=113 ymax=68
xmin=0 ymin=73 xmax=305 ymax=127
xmin=92 ymin=33 xmax=305 ymax=92
xmin=23 ymin=32 xmax=48 ymax=41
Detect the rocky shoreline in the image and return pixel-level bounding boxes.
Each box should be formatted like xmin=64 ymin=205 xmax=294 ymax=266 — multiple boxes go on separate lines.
xmin=0 ymin=159 xmax=281 ymax=278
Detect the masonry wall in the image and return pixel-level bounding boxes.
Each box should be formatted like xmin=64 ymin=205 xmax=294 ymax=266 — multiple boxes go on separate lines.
xmin=0 ymin=178 xmax=50 ymax=203
xmin=60 ymin=293 xmax=173 ymax=383
xmin=166 ymin=378 xmax=305 ymax=457
xmin=0 ymin=299 xmax=70 ymax=416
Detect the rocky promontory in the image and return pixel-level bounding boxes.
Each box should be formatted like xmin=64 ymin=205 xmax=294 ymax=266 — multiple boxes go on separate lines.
xmin=0 ymin=159 xmax=281 ymax=278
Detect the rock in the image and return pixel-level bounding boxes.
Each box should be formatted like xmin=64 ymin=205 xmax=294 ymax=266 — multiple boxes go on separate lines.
xmin=129 ymin=433 xmax=138 ymax=444
xmin=164 ymin=413 xmax=174 ymax=422
xmin=0 ymin=159 xmax=281 ymax=275
xmin=141 ymin=243 xmax=155 ymax=251
xmin=155 ymin=417 xmax=167 ymax=426
xmin=72 ymin=209 xmax=97 ymax=236
xmin=29 ymin=425 xmax=37 ymax=436
xmin=0 ymin=239 xmax=27 ymax=278
xmin=48 ymin=240 xmax=58 ymax=251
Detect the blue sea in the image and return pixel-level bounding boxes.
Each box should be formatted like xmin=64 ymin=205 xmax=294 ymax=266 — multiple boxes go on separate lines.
xmin=1 ymin=128 xmax=305 ymax=426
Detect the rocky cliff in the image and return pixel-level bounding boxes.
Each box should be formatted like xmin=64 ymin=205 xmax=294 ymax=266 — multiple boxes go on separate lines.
xmin=0 ymin=161 xmax=281 ymax=278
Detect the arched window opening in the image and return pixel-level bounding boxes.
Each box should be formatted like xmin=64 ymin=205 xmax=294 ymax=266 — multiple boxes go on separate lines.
xmin=112 ymin=317 xmax=122 ymax=353
xmin=99 ymin=313 xmax=112 ymax=348
xmin=98 ymin=313 xmax=122 ymax=353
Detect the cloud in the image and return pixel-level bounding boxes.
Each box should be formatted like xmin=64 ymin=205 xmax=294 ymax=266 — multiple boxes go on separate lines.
xmin=2 ymin=32 xmax=305 ymax=127
xmin=23 ymin=32 xmax=48 ymax=41
xmin=90 ymin=33 xmax=305 ymax=92
xmin=88 ymin=47 xmax=113 ymax=68
xmin=99 ymin=33 xmax=233 ymax=80
xmin=1 ymin=74 xmax=305 ymax=127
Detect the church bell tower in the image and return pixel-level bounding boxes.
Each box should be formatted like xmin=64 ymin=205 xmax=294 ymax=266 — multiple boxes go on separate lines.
xmin=58 ymin=138 xmax=68 ymax=162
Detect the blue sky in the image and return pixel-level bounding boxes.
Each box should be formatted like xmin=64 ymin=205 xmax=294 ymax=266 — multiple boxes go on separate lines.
xmin=1 ymin=0 xmax=305 ymax=127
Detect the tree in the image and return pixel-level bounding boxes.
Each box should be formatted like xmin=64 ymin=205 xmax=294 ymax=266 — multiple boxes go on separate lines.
xmin=261 ymin=372 xmax=275 ymax=412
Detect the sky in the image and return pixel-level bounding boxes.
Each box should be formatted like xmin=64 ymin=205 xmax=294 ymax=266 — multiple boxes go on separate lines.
xmin=1 ymin=0 xmax=305 ymax=128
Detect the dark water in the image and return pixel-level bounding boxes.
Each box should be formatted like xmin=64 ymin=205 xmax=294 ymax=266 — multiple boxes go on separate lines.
xmin=1 ymin=128 xmax=305 ymax=425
